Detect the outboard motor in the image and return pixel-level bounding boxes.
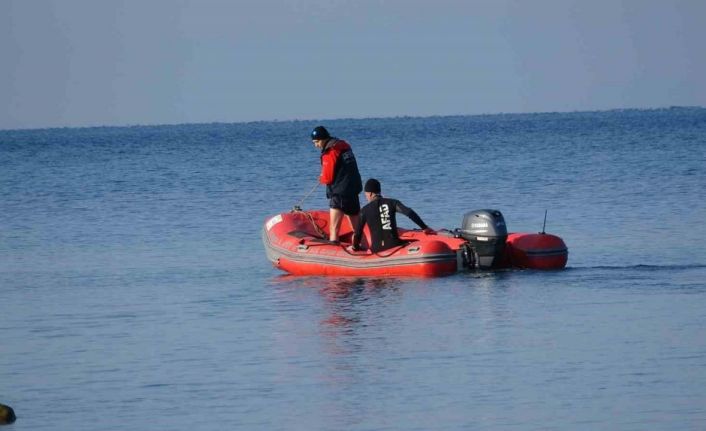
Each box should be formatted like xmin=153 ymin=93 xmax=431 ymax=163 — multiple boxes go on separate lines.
xmin=458 ymin=209 xmax=508 ymax=269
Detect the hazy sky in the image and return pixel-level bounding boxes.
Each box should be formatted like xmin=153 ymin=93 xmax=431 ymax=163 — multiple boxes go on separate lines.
xmin=2 ymin=0 xmax=705 ymax=130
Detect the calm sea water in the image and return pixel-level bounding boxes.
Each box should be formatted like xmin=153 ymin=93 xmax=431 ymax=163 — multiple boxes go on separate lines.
xmin=1 ymin=108 xmax=705 ymax=430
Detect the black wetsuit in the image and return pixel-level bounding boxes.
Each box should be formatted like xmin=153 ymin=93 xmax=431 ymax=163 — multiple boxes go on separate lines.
xmin=352 ymin=196 xmax=428 ymax=253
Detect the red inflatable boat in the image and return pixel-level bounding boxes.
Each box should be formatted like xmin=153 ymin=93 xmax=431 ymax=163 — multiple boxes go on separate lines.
xmin=262 ymin=208 xmax=568 ymax=277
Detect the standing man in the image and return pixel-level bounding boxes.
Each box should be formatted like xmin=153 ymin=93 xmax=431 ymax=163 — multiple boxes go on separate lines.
xmin=351 ymin=178 xmax=434 ymax=253
xmin=311 ymin=126 xmax=362 ymax=243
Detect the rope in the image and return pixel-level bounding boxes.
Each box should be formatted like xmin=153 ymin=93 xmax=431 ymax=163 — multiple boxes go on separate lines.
xmin=373 ymin=243 xmax=408 ymax=258
xmin=293 ymin=181 xmax=319 ymax=212
xmin=291 ymin=206 xmax=328 ymax=239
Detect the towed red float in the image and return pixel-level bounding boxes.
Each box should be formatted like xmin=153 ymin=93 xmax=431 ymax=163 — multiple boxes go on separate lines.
xmin=262 ymin=208 xmax=568 ymax=277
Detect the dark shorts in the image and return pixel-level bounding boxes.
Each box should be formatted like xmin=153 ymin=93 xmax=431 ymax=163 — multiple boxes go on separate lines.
xmin=329 ymin=194 xmax=360 ymax=216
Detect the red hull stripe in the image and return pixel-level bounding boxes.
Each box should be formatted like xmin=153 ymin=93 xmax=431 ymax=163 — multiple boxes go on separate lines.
xmin=522 ymin=248 xmax=569 ymax=257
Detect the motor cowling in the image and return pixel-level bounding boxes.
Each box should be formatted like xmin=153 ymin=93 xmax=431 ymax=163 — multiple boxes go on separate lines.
xmin=458 ymin=209 xmax=508 ymax=268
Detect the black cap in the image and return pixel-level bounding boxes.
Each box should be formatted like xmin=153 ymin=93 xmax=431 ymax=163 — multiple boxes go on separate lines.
xmin=311 ymin=126 xmax=330 ymax=141
xmin=364 ymin=178 xmax=381 ymax=194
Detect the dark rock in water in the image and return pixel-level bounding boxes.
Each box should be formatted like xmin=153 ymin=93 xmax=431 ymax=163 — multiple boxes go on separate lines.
xmin=0 ymin=403 xmax=16 ymax=425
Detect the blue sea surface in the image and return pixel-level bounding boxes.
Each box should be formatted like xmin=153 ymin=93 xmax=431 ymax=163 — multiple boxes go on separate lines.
xmin=1 ymin=108 xmax=706 ymax=430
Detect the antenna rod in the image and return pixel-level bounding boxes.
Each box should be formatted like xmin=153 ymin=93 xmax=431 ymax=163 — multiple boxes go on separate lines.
xmin=541 ymin=210 xmax=548 ymax=234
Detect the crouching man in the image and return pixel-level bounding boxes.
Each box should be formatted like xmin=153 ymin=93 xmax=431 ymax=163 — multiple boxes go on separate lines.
xmin=350 ymin=178 xmax=434 ymax=253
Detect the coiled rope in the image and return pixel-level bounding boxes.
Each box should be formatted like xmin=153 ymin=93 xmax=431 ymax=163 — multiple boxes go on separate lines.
xmin=291 ymin=206 xmax=327 ymax=239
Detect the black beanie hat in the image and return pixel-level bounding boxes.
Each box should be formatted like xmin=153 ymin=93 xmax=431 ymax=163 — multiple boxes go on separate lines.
xmin=311 ymin=126 xmax=330 ymax=140
xmin=364 ymin=178 xmax=381 ymax=194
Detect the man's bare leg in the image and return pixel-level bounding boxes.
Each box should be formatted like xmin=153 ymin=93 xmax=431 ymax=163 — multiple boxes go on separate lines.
xmin=329 ymin=208 xmax=343 ymax=241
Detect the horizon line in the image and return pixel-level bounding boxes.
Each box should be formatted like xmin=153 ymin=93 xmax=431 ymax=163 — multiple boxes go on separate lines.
xmin=1 ymin=105 xmax=703 ymax=133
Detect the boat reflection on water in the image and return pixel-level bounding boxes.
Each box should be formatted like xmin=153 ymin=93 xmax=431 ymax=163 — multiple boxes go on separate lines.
xmin=273 ymin=275 xmax=402 ymax=328
xmin=271 ymin=275 xmax=407 ymax=356
xmin=317 ymin=277 xmax=401 ymax=331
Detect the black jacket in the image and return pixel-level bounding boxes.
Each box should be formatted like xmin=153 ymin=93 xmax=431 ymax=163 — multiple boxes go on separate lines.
xmin=319 ymin=139 xmax=362 ymax=198
xmin=352 ymin=196 xmax=428 ymax=253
